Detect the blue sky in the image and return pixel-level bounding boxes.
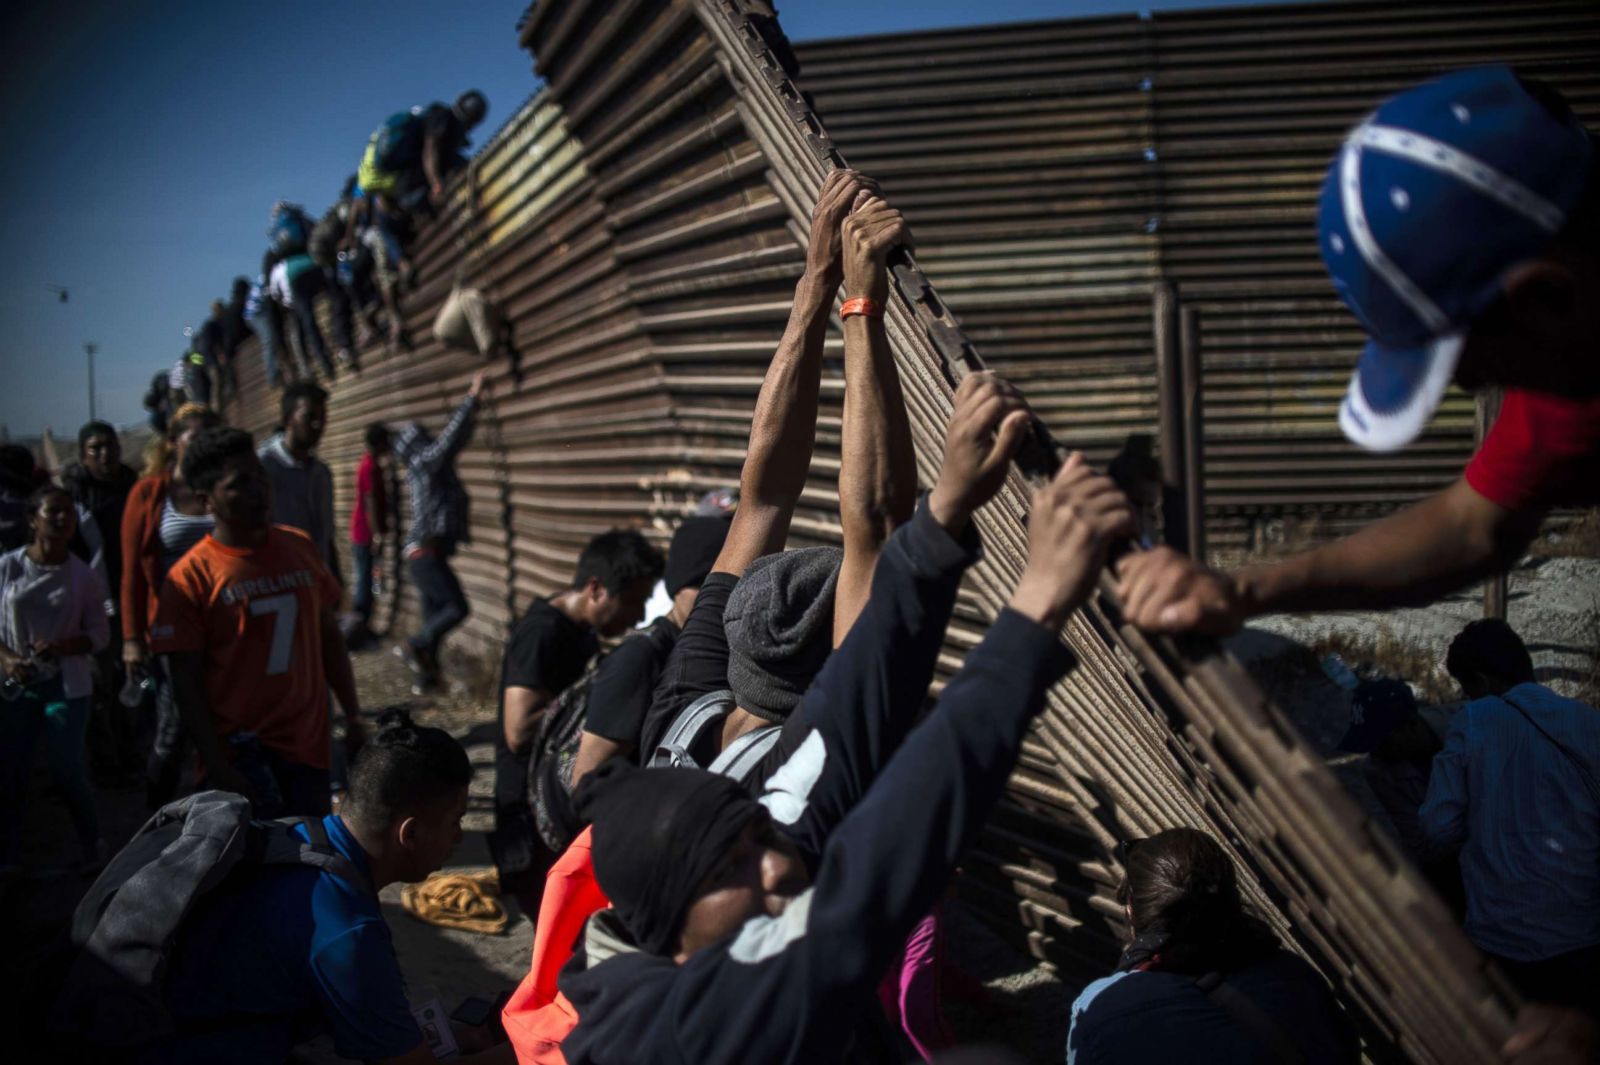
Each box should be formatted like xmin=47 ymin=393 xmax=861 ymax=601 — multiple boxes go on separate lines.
xmin=0 ymin=0 xmax=1314 ymax=439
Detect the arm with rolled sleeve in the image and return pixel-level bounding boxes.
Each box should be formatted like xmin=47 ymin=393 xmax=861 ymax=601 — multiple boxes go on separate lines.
xmin=1419 ymin=711 xmax=1472 ymax=851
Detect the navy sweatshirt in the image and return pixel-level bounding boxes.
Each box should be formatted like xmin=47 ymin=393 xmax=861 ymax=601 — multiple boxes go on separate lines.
xmin=560 ymin=501 xmax=1077 ymax=1064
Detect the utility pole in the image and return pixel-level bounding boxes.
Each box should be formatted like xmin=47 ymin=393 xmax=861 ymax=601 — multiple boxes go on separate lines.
xmin=84 ymin=342 xmax=97 ymax=421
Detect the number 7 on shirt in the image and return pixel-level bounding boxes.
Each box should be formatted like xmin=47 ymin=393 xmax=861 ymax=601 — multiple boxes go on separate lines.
xmin=249 ymin=594 xmax=299 ymax=676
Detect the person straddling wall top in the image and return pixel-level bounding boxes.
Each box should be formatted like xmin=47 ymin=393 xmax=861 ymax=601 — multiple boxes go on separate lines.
xmin=490 ymin=530 xmax=661 ymax=918
xmin=151 ymin=428 xmax=365 ymax=817
xmin=1117 ymin=69 xmax=1600 ymax=639
xmin=393 ymin=369 xmax=486 ymax=693
xmin=1420 ymin=619 xmax=1600 ymax=1014
xmin=1066 ymin=828 xmax=1357 ymax=1065
xmin=0 ymin=484 xmax=109 ymax=874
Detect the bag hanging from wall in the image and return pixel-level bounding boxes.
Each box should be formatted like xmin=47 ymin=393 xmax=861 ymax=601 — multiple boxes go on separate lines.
xmin=433 ymin=281 xmax=502 ymax=356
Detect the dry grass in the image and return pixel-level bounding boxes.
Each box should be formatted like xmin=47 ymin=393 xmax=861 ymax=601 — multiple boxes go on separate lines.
xmin=1302 ymin=628 xmax=1459 ymax=704
xmin=1530 ymin=508 xmax=1600 ymax=560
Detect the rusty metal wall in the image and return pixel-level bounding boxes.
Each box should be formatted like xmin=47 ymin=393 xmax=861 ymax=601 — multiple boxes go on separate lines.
xmin=796 ymin=0 xmax=1600 ymax=553
xmin=213 ymin=1 xmax=1600 ymax=1060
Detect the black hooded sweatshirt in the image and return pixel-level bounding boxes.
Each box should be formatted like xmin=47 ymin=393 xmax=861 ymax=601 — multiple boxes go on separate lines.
xmin=558 ymin=500 xmax=1077 ymax=1064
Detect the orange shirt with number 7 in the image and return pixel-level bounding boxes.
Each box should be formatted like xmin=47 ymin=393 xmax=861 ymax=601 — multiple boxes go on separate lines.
xmin=151 ymin=526 xmax=342 ymax=770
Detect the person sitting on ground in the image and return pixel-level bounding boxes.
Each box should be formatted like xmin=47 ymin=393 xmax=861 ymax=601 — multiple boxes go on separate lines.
xmin=1066 ymin=828 xmax=1357 ymax=1065
xmin=1420 ymin=618 xmax=1600 ymax=1013
xmin=1337 ymin=678 xmax=1463 ymax=913
xmin=1115 ymin=69 xmax=1600 ymax=637
xmin=260 ymin=382 xmax=340 ymax=580
xmin=123 ymin=404 xmax=222 ymax=807
xmin=63 ymin=420 xmax=140 ymax=779
xmin=141 ymin=715 xmax=515 ymax=1065
xmin=150 ymin=427 xmax=365 ymax=818
xmin=394 ymin=369 xmax=487 ymax=691
xmin=0 ymin=484 xmax=109 ymax=874
xmin=489 ymin=529 xmax=662 ymax=917
xmin=558 ymin=422 xmax=1131 ymax=1064
xmin=348 ymin=423 xmax=392 ymax=648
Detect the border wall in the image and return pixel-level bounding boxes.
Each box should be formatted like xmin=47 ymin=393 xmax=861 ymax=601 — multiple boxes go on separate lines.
xmin=222 ymin=2 xmax=1600 ymax=1060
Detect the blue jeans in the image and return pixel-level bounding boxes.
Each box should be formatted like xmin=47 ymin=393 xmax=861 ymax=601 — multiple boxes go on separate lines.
xmin=351 ymin=542 xmax=375 ymax=626
xmin=407 ymin=550 xmax=468 ymax=662
xmin=0 ymin=675 xmax=99 ymax=863
xmin=251 ymin=305 xmax=285 ymax=388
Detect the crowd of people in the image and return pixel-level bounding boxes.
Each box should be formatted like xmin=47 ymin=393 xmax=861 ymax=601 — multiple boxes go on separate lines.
xmin=7 ymin=66 xmax=1598 ymax=1064
xmin=141 ymin=90 xmax=489 ymax=429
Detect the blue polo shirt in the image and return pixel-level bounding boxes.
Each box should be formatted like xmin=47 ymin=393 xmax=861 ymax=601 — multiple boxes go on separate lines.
xmin=146 ymin=815 xmax=423 ymax=1064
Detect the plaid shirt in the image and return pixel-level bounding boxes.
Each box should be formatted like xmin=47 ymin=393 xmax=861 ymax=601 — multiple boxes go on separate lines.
xmin=394 ymin=393 xmax=477 ymax=553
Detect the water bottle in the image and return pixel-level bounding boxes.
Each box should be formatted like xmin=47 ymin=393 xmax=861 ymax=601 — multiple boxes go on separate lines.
xmin=119 ymin=668 xmax=155 ymax=709
xmin=336 ymin=250 xmax=356 ymax=288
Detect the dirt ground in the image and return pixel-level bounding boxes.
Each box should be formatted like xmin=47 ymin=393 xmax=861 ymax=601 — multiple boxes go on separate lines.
xmin=5 ymin=638 xmax=1075 ymax=1062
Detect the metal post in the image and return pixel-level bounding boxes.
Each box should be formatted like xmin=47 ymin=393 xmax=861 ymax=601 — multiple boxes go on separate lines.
xmin=1476 ymin=388 xmax=1507 ymax=620
xmin=84 ymin=342 xmax=97 ymax=422
xmin=1179 ymin=306 xmax=1207 ymax=561
xmin=1152 ymin=282 xmax=1187 ymax=553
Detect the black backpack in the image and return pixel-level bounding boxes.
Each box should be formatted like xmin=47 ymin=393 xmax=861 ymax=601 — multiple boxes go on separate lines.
xmin=529 ymin=617 xmax=679 ymax=852
xmin=52 ymin=791 xmax=369 ymax=1049
xmin=649 ymin=688 xmax=783 ymax=784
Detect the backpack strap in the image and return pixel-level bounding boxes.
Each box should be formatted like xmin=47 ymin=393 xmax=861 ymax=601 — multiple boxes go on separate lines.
xmin=708 ymin=725 xmax=782 ymax=784
xmin=1193 ymin=970 xmax=1307 ymax=1065
xmin=263 ymin=817 xmax=374 ymax=898
xmin=651 ymin=689 xmax=735 ymax=770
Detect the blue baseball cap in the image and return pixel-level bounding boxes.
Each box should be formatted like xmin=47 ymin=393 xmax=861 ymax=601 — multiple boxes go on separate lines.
xmin=1318 ymin=66 xmax=1594 ymax=452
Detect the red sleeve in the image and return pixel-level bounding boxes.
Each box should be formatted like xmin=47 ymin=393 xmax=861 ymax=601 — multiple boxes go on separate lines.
xmin=1464 ymin=389 xmax=1600 ymax=511
xmin=356 ymin=456 xmax=375 ymax=498
xmin=150 ymin=558 xmax=207 ymax=655
xmin=121 ymin=479 xmax=155 ymax=641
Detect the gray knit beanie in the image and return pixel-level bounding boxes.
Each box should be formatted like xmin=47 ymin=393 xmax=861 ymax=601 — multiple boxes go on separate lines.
xmin=723 ymin=546 xmax=842 ymax=722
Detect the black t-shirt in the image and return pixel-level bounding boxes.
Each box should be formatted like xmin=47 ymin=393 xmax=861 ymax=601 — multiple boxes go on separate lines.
xmin=420 ymin=103 xmax=469 ymax=162
xmin=637 ymin=572 xmax=737 ymax=761
xmin=496 ymin=600 xmax=597 ymax=808
xmin=584 ymin=619 xmax=681 ymax=749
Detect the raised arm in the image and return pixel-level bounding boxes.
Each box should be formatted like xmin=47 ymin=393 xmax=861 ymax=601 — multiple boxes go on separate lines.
xmin=833 ymin=190 xmax=917 ymax=645
xmin=1116 ymin=476 xmax=1537 ymax=635
xmin=672 ymin=455 xmax=1133 ymax=1065
xmin=711 ymin=170 xmax=872 ymax=580
xmin=412 ymin=371 xmax=486 ymax=471
xmin=760 ymin=372 xmax=1032 ymax=863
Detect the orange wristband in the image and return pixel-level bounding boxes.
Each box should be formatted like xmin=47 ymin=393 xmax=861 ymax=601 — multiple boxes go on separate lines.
xmin=840 ymin=297 xmax=885 ymax=320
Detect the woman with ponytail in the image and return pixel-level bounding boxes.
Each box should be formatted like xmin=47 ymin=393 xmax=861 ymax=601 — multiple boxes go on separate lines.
xmin=1066 ymin=829 xmax=1357 ymax=1064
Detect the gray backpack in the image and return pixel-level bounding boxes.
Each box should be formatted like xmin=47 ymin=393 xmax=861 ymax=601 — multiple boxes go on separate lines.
xmin=649 ymin=688 xmax=783 ymax=784
xmin=53 ymin=790 xmax=369 ymax=1049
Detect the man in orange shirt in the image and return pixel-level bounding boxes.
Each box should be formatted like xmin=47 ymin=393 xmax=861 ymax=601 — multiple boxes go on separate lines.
xmin=153 ymin=427 xmax=365 ymax=816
